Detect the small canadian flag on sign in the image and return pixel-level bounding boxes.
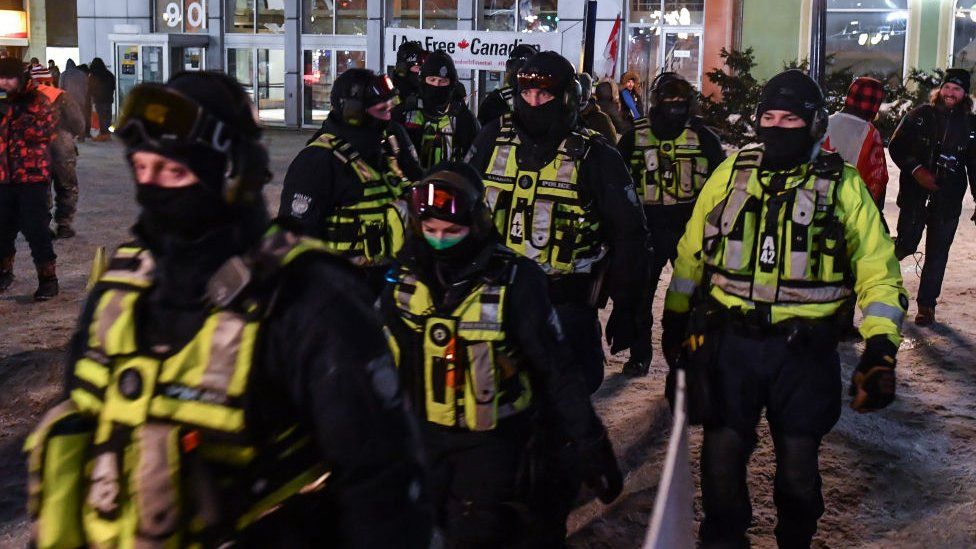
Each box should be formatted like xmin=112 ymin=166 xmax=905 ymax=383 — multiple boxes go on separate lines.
xmin=458 ymin=39 xmax=469 ymax=49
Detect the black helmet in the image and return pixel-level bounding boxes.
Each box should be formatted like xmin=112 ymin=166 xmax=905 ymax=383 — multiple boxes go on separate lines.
xmin=330 ymin=68 xmax=397 ymax=127
xmin=393 ymin=41 xmax=427 ymax=94
xmin=116 ymin=71 xmax=269 ymax=203
xmin=408 ymin=161 xmax=492 ymax=235
xmin=577 ymin=72 xmax=594 ymax=110
xmin=505 ymin=44 xmax=539 ymax=86
xmin=649 ymin=72 xmax=694 ymax=109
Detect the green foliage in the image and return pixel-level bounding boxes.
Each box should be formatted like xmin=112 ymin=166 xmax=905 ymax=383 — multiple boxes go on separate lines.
xmin=699 ymin=48 xmax=947 ymax=146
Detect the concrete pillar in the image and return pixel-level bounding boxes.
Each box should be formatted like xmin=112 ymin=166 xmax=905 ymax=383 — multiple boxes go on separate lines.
xmin=28 ymin=0 xmax=47 ymax=61
xmin=285 ymin=0 xmax=300 ymax=127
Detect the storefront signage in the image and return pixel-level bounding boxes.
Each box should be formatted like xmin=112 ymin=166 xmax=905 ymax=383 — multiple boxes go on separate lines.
xmin=0 ymin=10 xmax=27 ymax=39
xmin=156 ymin=0 xmax=206 ymax=33
xmin=386 ymin=28 xmax=562 ymax=71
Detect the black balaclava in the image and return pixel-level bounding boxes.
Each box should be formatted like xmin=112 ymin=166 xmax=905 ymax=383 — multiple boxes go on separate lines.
xmin=419 ymin=50 xmax=457 ymax=112
xmin=755 ymin=69 xmax=825 ymax=171
xmin=130 ymin=72 xmax=265 ymax=243
xmin=393 ymin=41 xmax=426 ymax=98
xmin=505 ymin=44 xmax=539 ymax=87
xmin=514 ymin=51 xmax=577 ymax=143
xmin=650 ymin=73 xmax=693 ymax=139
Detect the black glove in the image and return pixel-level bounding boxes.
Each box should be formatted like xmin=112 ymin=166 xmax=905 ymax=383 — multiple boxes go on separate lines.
xmin=849 ymin=335 xmax=897 ymax=413
xmin=605 ymin=306 xmax=638 ymax=354
xmin=579 ymin=432 xmax=623 ymax=504
xmin=661 ymin=310 xmax=689 ymax=369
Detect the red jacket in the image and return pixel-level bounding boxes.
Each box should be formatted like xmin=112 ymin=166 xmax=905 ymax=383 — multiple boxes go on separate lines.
xmin=823 ymin=112 xmax=889 ymax=206
xmin=6 ymin=89 xmax=56 ymax=184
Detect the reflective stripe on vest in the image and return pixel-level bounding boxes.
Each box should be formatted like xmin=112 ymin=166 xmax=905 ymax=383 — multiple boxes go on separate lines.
xmin=499 ymin=86 xmax=515 ymax=110
xmin=67 ymin=227 xmax=330 ymax=546
xmin=630 ymin=118 xmax=708 ymax=206
xmin=404 ymin=107 xmax=457 ymax=169
xmin=701 ymin=148 xmax=853 ymax=305
xmin=481 ymin=115 xmax=605 ymax=275
xmin=307 ymin=133 xmax=410 ymax=266
xmin=391 ymin=266 xmax=532 ymax=431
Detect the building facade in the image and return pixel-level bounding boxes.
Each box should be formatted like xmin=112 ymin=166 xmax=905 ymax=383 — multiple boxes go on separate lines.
xmin=76 ymin=0 xmax=973 ymax=129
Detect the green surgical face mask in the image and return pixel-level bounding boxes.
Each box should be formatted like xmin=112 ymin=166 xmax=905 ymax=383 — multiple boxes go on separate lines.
xmin=424 ymin=232 xmax=467 ymax=250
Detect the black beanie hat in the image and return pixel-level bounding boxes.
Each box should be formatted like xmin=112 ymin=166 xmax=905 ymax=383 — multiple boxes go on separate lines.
xmin=757 ymin=69 xmax=825 ymax=126
xmin=943 ymin=68 xmax=971 ymax=94
xmin=517 ymin=51 xmax=576 ymax=97
xmin=0 ymin=58 xmax=24 ymax=80
xmin=397 ymin=41 xmax=427 ymax=66
xmin=420 ymin=50 xmax=457 ymax=83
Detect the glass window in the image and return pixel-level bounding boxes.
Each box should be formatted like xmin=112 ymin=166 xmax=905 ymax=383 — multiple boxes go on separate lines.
xmin=337 ymin=0 xmax=367 ymax=34
xmin=117 ymin=44 xmax=139 ymax=107
xmin=142 ymin=46 xmax=164 ymax=83
xmin=257 ymin=0 xmax=285 ymax=33
xmin=424 ymin=0 xmax=458 ymax=29
xmin=481 ymin=0 xmax=515 ymax=31
xmin=258 ymin=49 xmax=285 ymax=122
xmin=227 ymin=48 xmax=255 ymax=100
xmin=303 ymin=0 xmax=334 ymax=33
xmin=227 ymin=0 xmax=254 ymax=33
xmin=827 ymin=0 xmax=907 ymax=8
xmin=954 ymin=3 xmax=976 ymax=71
xmin=520 ymin=0 xmax=557 ymax=32
xmin=183 ymin=47 xmax=205 ymax=70
xmin=663 ymin=1 xmax=704 ymax=26
xmin=337 ymin=49 xmax=366 ymax=74
xmin=825 ymin=8 xmax=908 ymax=80
xmin=303 ymin=49 xmax=332 ymax=124
xmin=628 ymin=26 xmax=660 ymax=102
xmin=388 ymin=0 xmax=421 ymax=28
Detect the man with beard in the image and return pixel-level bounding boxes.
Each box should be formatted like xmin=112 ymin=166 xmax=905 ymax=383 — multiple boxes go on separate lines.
xmin=465 ymin=51 xmax=647 ymax=545
xmin=617 ymin=72 xmax=725 ymax=376
xmin=26 ymin=71 xmax=431 ymax=548
xmin=399 ymin=50 xmax=479 ymax=170
xmin=477 ymin=43 xmax=538 ymax=126
xmin=380 ymin=161 xmax=622 ymax=547
xmin=279 ymin=69 xmax=423 ymax=294
xmin=391 ymin=41 xmax=426 ymax=118
xmin=0 ymin=58 xmax=58 ymax=300
xmin=888 ymin=68 xmax=976 ymax=326
xmin=662 ymin=69 xmax=907 ymax=548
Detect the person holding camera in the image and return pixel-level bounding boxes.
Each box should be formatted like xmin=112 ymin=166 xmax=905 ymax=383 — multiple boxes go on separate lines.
xmin=889 ymin=68 xmax=976 ymax=326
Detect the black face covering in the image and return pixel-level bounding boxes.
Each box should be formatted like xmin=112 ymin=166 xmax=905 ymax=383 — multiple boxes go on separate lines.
xmin=651 ymin=100 xmax=690 ymax=139
xmin=516 ymin=98 xmax=564 ymax=141
xmin=136 ymin=184 xmax=232 ymax=241
xmin=758 ymin=126 xmax=816 ymax=171
xmin=421 ymin=83 xmax=453 ymax=110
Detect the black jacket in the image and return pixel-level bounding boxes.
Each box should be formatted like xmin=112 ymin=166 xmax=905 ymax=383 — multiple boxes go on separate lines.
xmin=889 ymin=103 xmax=976 ymax=193
xmin=380 ymin=235 xmax=607 ymax=447
xmin=278 ymin=113 xmax=423 ymax=238
xmin=465 ymin=119 xmax=649 ymax=307
xmin=477 ymin=87 xmax=512 ymax=127
xmin=65 ymin=216 xmax=432 ymax=547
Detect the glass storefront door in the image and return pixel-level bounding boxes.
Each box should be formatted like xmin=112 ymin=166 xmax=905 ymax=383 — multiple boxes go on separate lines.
xmin=227 ymin=47 xmax=286 ymax=124
xmin=116 ymin=44 xmax=140 ymax=108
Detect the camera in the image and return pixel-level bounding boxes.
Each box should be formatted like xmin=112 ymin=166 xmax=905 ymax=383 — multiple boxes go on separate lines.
xmin=935 ymin=154 xmax=960 ymax=177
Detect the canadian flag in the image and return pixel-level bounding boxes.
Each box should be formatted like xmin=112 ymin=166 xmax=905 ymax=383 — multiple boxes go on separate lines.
xmin=602 ymin=14 xmax=622 ymax=80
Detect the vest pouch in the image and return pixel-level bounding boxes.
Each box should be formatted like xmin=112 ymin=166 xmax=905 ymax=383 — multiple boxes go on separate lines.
xmin=643 ymin=148 xmax=659 ymax=171
xmin=424 ymin=319 xmax=459 ymax=427
xmin=362 ymin=220 xmax=387 ymax=260
xmin=530 ymin=200 xmax=554 ymax=250
xmin=677 ymin=157 xmax=695 ymax=197
xmin=464 ymin=342 xmax=498 ymax=431
xmin=129 ymin=423 xmax=185 ymax=543
xmin=25 ymin=400 xmax=94 ymax=549
xmin=694 ymin=157 xmax=709 ymax=192
xmin=323 ymin=213 xmax=360 ymax=253
xmin=716 ymin=188 xmax=754 ymax=272
xmin=552 ymin=212 xmax=579 ymax=272
xmin=786 ymin=189 xmax=816 ymax=280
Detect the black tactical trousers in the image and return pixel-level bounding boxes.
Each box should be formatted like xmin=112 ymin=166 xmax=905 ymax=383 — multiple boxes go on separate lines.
xmin=699 ymin=324 xmax=841 ymax=549
xmin=554 ymin=301 xmax=604 ymax=394
xmin=0 ymin=184 xmax=56 ymax=264
xmin=894 ymin=176 xmax=966 ymax=308
xmin=424 ymin=418 xmax=531 ymax=548
xmin=631 ymin=204 xmax=692 ymax=363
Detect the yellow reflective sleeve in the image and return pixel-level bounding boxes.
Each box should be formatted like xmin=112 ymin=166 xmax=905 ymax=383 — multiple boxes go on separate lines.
xmin=665 ymin=156 xmax=737 ymax=314
xmin=836 ymin=167 xmax=907 ymax=347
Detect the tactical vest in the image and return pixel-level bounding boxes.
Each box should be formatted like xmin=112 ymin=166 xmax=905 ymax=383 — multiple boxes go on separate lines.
xmin=403 ymin=104 xmax=458 ymax=169
xmin=498 ymin=86 xmax=515 ymax=111
xmin=629 ymin=118 xmax=709 ymax=206
xmin=25 ymin=227 xmax=333 ymax=549
xmin=386 ymin=255 xmax=532 ymax=431
xmin=307 ymin=132 xmax=410 ymax=267
xmin=701 ymin=147 xmax=853 ymax=306
xmin=481 ymin=115 xmax=605 ymax=275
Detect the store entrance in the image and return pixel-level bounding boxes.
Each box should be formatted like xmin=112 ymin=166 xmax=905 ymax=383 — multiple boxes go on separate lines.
xmin=109 ymin=33 xmax=209 ymax=117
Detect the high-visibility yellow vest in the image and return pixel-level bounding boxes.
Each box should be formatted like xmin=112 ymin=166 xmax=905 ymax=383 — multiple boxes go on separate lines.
xmin=480 ymin=115 xmax=605 ymax=275
xmin=701 ymin=148 xmax=853 ymax=306
xmin=403 ymin=105 xmax=458 ymax=169
xmin=629 ymin=117 xmax=709 ymax=206
xmin=386 ymin=255 xmax=532 ymax=431
xmin=306 ymin=132 xmax=411 ymax=266
xmin=25 ymin=226 xmax=333 ymax=549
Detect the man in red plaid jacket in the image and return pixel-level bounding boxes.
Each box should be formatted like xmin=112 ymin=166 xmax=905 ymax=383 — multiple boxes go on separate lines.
xmin=823 ymin=76 xmax=889 ymax=210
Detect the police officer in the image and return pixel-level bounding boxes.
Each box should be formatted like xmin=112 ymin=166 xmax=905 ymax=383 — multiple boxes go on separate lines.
xmin=466 ymin=51 xmax=648 ymax=394
xmin=576 ymin=72 xmax=617 ymax=143
xmin=381 ymin=161 xmax=622 ymax=547
xmin=888 ymin=68 xmax=976 ymax=326
xmin=617 ymin=72 xmax=725 ymax=376
xmin=662 ymin=69 xmax=907 ymax=548
xmin=399 ymin=50 xmax=479 ymax=170
xmin=477 ymin=43 xmax=539 ymax=126
xmin=391 ymin=41 xmax=426 ymax=118
xmin=279 ymin=68 xmax=423 ymax=293
xmin=26 ymin=71 xmax=430 ymax=548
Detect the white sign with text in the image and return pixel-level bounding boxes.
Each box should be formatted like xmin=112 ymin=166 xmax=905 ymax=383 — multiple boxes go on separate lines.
xmin=386 ymin=29 xmax=563 ymax=71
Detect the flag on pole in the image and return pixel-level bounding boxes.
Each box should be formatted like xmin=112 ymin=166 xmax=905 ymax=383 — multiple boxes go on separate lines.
xmin=602 ymin=14 xmax=622 ymax=80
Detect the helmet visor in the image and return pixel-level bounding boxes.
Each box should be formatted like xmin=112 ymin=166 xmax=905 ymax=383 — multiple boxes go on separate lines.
xmin=116 ymin=84 xmax=230 ymax=153
xmin=409 ymin=179 xmax=475 ymax=223
xmin=371 ymin=74 xmax=397 ymax=101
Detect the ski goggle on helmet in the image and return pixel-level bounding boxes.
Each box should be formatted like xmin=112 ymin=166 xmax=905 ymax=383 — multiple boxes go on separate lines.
xmin=408 ymin=171 xmax=479 ymax=224
xmin=516 ymin=70 xmax=558 ymax=92
xmin=115 ymin=83 xmax=233 ymax=154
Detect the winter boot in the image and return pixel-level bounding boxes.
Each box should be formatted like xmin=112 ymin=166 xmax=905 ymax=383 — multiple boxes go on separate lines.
xmin=0 ymin=255 xmax=13 ymax=292
xmin=914 ymin=306 xmax=935 ymax=327
xmin=33 ymin=261 xmax=59 ymax=301
xmin=56 ymin=224 xmax=76 ymax=239
xmin=622 ymin=358 xmax=650 ymax=377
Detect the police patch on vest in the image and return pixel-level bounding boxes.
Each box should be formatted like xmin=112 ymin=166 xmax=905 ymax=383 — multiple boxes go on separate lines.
xmin=759 ymin=234 xmax=777 ymax=271
xmin=518 ymin=174 xmax=533 ymax=189
xmin=118 ymin=368 xmax=143 ymax=400
xmin=430 ymin=323 xmax=452 ymax=346
xmin=291 ymin=193 xmax=312 ymax=217
xmin=539 ymin=179 xmax=573 ymax=191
